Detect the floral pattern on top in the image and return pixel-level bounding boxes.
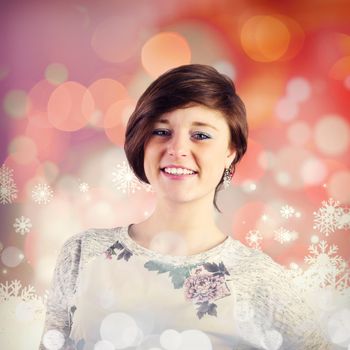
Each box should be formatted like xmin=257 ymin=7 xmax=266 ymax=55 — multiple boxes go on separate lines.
xmin=105 ymin=240 xmax=133 ymax=261
xmin=144 ymin=260 xmax=232 ymax=319
xmin=104 ymin=241 xmax=232 ymax=319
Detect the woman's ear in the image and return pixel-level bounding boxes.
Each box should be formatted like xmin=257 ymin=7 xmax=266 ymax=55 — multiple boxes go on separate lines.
xmin=226 ymin=148 xmax=236 ymax=168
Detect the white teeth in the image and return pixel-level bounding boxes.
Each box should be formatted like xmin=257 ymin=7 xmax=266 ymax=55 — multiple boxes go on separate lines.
xmin=164 ymin=168 xmax=195 ymax=175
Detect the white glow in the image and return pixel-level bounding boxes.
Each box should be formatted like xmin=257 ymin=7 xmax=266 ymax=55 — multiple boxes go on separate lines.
xmin=180 ymin=329 xmax=212 ymax=350
xmin=0 ymin=246 xmax=24 ymax=267
xmin=327 ymin=308 xmax=350 ymax=345
xmin=42 ymin=330 xmax=65 ymax=350
xmin=287 ymin=121 xmax=311 ymax=145
xmin=275 ymin=97 xmax=299 ymax=122
xmin=100 ymin=312 xmax=140 ymax=348
xmin=160 ymin=329 xmax=182 ymax=350
xmin=94 ymin=340 xmax=115 ymax=350
xmin=314 ymin=115 xmax=350 ymax=156
xmin=300 ymin=157 xmax=327 ymax=185
xmin=260 ymin=329 xmax=283 ymax=350
xmin=286 ymin=77 xmax=311 ymax=102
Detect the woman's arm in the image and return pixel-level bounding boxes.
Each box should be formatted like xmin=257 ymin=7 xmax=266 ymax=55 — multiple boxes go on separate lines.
xmin=38 ymin=235 xmax=82 ymax=350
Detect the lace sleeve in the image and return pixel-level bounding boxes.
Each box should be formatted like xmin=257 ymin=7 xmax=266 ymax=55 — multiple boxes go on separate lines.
xmin=38 ymin=235 xmax=82 ymax=350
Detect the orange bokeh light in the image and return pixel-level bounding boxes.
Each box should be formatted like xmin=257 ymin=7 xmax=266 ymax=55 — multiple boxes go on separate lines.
xmin=27 ymin=80 xmax=56 ymax=128
xmin=48 ymin=81 xmax=94 ymax=131
xmin=104 ymin=98 xmax=136 ymax=146
xmin=329 ymin=56 xmax=350 ymax=80
xmin=240 ymin=73 xmax=284 ymax=129
xmin=141 ymin=32 xmax=191 ymax=78
xmin=85 ymin=79 xmax=129 ymax=128
xmin=240 ymin=15 xmax=291 ymax=62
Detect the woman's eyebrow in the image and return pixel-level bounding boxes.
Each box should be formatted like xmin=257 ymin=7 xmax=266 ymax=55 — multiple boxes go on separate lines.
xmin=156 ymin=118 xmax=218 ymax=131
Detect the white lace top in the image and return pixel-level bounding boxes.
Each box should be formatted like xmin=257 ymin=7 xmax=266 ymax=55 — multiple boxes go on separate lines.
xmin=39 ymin=225 xmax=330 ymax=350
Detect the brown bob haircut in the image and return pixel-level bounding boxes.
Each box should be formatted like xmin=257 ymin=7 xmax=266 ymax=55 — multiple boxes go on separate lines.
xmin=124 ymin=64 xmax=248 ymax=213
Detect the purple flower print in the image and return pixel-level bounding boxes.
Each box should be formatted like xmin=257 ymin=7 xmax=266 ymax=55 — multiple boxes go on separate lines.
xmin=183 ymin=263 xmax=231 ymax=319
xmin=184 ymin=265 xmax=230 ymax=303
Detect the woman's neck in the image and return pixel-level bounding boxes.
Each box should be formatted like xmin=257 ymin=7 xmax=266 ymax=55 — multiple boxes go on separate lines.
xmin=129 ymin=200 xmax=228 ymax=255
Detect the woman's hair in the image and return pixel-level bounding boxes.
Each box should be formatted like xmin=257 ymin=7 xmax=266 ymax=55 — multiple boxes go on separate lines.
xmin=124 ymin=64 xmax=248 ymax=213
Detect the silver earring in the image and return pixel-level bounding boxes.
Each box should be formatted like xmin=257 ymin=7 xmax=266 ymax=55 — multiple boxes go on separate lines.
xmin=223 ymin=166 xmax=232 ymax=189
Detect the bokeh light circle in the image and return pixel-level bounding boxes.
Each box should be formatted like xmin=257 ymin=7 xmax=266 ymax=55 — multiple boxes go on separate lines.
xmin=314 ymin=115 xmax=350 ymax=156
xmin=330 ymin=56 xmax=350 ymax=80
xmin=100 ymin=312 xmax=139 ymax=348
xmin=240 ymin=16 xmax=290 ymax=62
xmin=180 ymin=329 xmax=212 ymax=349
xmin=86 ymin=79 xmax=129 ymax=128
xmin=0 ymin=246 xmax=24 ymax=267
xmin=287 ymin=121 xmax=311 ymax=146
xmin=3 ymin=90 xmax=30 ymax=118
xmin=45 ymin=63 xmax=69 ymax=85
xmin=48 ymin=81 xmax=94 ymax=131
xmin=327 ymin=308 xmax=350 ymax=345
xmin=141 ymin=32 xmax=191 ymax=78
xmin=286 ymin=77 xmax=311 ymax=102
xmin=42 ymin=329 xmax=65 ymax=350
xmin=160 ymin=329 xmax=182 ymax=350
xmin=94 ymin=340 xmax=115 ymax=350
xmin=275 ymin=97 xmax=299 ymax=122
xmin=328 ymin=170 xmax=350 ymax=204
xmin=300 ymin=157 xmax=328 ymax=185
xmin=8 ymin=136 xmax=37 ymax=164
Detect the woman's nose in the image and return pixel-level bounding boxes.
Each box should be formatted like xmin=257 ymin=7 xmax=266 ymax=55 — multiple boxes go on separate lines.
xmin=167 ymin=132 xmax=189 ymax=156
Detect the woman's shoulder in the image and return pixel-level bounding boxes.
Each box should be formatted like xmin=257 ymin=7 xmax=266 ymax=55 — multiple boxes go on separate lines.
xmin=56 ymin=226 xmax=126 ymax=268
xmin=225 ymin=238 xmax=289 ymax=280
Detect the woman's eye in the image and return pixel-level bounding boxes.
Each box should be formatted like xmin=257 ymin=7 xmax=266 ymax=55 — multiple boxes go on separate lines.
xmin=193 ymin=132 xmax=211 ymax=140
xmin=152 ymin=129 xmax=170 ymax=136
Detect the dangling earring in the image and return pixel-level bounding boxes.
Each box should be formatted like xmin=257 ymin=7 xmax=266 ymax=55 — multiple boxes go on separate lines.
xmin=223 ymin=165 xmax=233 ymax=189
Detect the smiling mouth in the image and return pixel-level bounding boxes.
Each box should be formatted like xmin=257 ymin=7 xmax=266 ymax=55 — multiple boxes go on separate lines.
xmin=160 ymin=168 xmax=198 ymax=177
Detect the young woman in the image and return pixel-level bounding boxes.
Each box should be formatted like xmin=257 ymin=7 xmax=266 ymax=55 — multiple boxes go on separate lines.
xmin=40 ymin=64 xmax=330 ymax=350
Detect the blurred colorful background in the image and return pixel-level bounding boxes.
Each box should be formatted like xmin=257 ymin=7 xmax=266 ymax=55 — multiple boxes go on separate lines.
xmin=1 ymin=0 xmax=350 ymax=349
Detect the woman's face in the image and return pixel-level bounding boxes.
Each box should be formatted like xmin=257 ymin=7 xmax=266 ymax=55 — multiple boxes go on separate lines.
xmin=143 ymin=104 xmax=236 ymax=205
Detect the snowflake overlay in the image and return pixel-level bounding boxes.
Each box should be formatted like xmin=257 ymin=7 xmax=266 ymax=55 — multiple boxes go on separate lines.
xmin=337 ymin=207 xmax=350 ymax=231
xmin=112 ymin=161 xmax=143 ymax=195
xmin=0 ymin=164 xmax=18 ymax=204
xmin=313 ymin=198 xmax=343 ymax=236
xmin=280 ymin=205 xmax=295 ymax=219
xmin=13 ymin=216 xmax=32 ymax=235
xmin=274 ymin=227 xmax=298 ymax=244
xmin=31 ymin=183 xmax=54 ymax=204
xmin=246 ymin=230 xmax=263 ymax=250
xmin=303 ymin=240 xmax=350 ymax=291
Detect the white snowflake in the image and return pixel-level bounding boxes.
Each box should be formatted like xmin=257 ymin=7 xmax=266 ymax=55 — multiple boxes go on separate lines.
xmin=79 ymin=182 xmax=89 ymax=193
xmin=0 ymin=164 xmax=18 ymax=204
xmin=337 ymin=207 xmax=350 ymax=230
xmin=13 ymin=216 xmax=32 ymax=235
xmin=0 ymin=280 xmax=47 ymax=348
xmin=313 ymin=198 xmax=343 ymax=236
xmin=246 ymin=230 xmax=263 ymax=250
xmin=304 ymin=240 xmax=350 ymax=291
xmin=112 ymin=161 xmax=143 ymax=195
xmin=0 ymin=280 xmax=40 ymax=302
xmin=274 ymin=227 xmax=298 ymax=244
xmin=280 ymin=205 xmax=295 ymax=219
xmin=31 ymin=183 xmax=53 ymax=204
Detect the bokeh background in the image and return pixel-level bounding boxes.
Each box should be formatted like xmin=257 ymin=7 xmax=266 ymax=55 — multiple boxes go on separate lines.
xmin=0 ymin=0 xmax=349 ymax=349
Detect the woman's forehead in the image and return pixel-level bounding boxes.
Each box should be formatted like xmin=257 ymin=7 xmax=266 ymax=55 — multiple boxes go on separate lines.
xmin=154 ymin=105 xmax=228 ymax=127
